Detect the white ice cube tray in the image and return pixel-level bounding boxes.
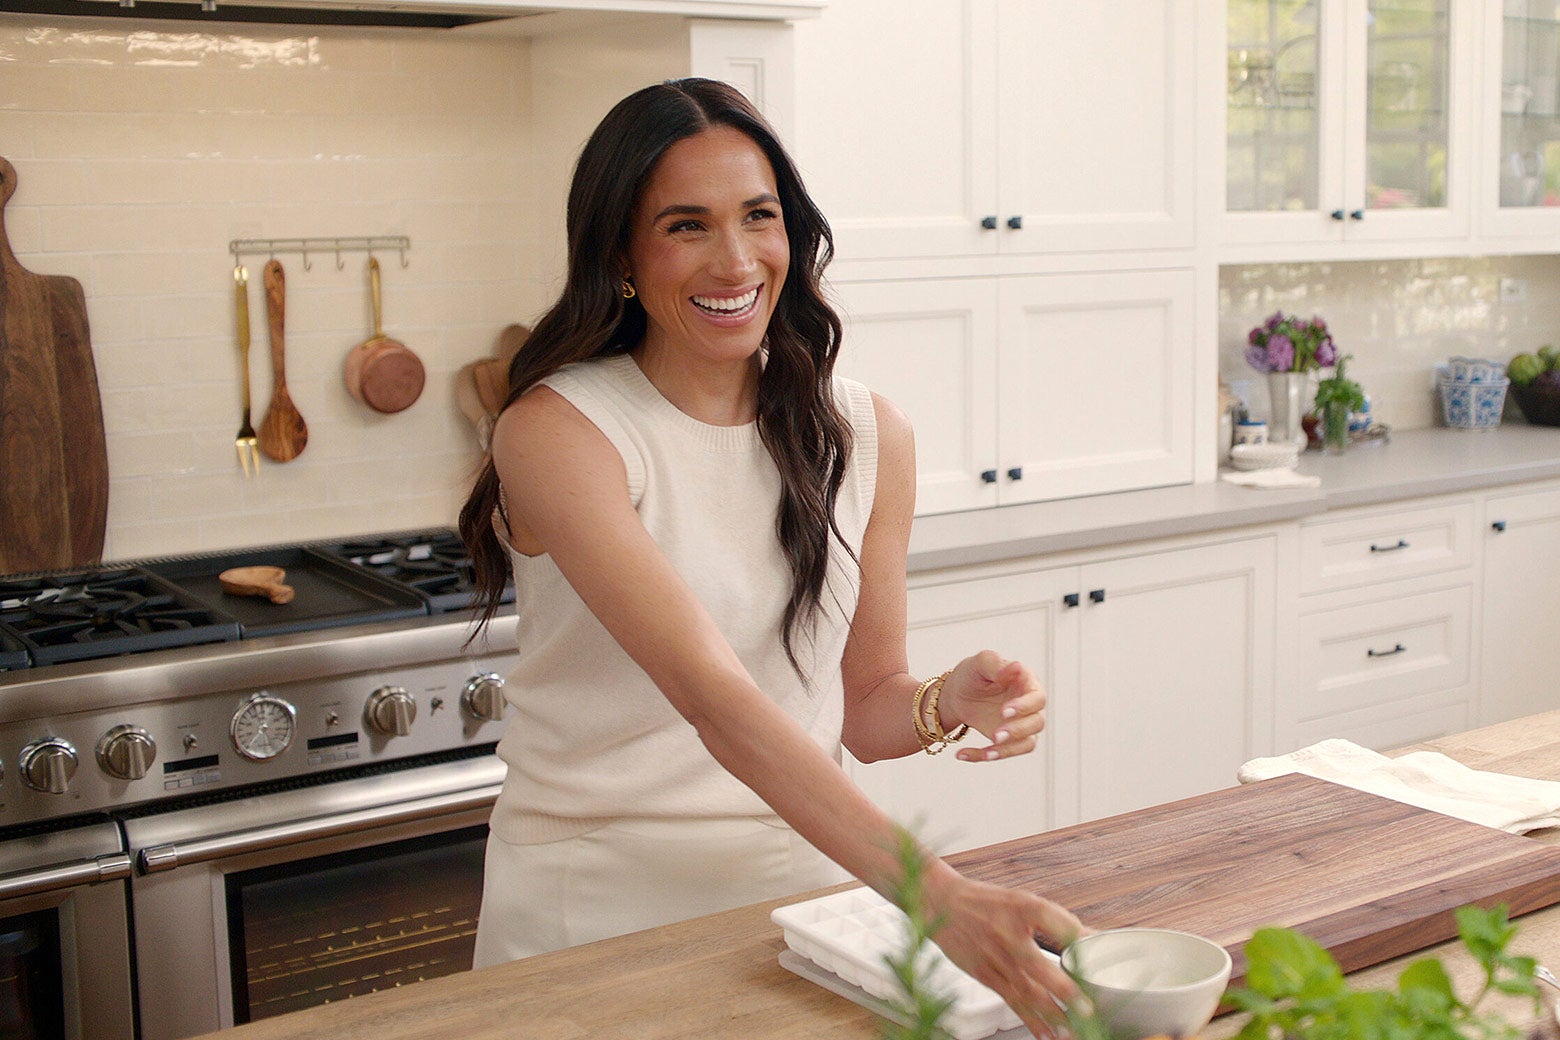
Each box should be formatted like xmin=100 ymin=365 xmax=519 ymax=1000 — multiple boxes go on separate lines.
xmin=770 ymin=886 xmax=1024 ymax=1040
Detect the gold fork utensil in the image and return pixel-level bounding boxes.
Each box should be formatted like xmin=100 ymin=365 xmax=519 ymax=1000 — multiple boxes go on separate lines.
xmin=234 ymin=264 xmax=260 ymax=477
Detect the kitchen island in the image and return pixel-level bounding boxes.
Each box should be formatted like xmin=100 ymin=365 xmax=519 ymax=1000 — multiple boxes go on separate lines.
xmin=193 ymin=710 xmax=1560 ymax=1040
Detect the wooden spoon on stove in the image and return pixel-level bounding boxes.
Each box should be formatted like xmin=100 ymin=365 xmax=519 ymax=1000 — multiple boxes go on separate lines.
xmin=256 ymin=259 xmax=308 ymax=462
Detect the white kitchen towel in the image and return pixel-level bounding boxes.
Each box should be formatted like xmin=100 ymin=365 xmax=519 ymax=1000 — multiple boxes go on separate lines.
xmin=1238 ymin=738 xmax=1560 ymax=834
xmin=1219 ymin=467 xmax=1322 ymax=489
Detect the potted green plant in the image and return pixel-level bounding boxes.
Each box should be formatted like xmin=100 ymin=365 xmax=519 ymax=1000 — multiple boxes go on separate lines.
xmin=1313 ymin=354 xmax=1366 ymax=454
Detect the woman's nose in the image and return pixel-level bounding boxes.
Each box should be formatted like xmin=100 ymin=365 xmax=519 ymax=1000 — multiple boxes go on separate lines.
xmin=710 ymin=230 xmax=757 ymax=279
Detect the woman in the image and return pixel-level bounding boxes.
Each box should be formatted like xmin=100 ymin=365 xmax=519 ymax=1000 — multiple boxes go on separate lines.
xmin=458 ymin=78 xmax=1083 ymax=1036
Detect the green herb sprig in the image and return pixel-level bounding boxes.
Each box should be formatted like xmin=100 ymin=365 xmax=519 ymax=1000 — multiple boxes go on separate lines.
xmin=1225 ymin=904 xmax=1540 ymax=1040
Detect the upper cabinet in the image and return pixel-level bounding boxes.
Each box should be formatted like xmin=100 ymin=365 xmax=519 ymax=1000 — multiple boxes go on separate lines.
xmin=1478 ymin=0 xmax=1560 ymax=240
xmin=799 ymin=0 xmax=1197 ymax=263
xmin=1219 ymin=0 xmax=1478 ymax=257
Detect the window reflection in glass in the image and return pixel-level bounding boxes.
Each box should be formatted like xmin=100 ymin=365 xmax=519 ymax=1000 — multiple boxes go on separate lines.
xmin=1228 ymin=0 xmax=1321 ymax=211
xmin=1366 ymin=0 xmax=1450 ymax=209
xmin=1500 ymin=0 xmax=1560 ymax=207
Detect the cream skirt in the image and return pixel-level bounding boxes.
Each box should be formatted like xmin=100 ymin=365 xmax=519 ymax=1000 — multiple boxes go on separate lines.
xmin=471 ymin=816 xmax=847 ymax=967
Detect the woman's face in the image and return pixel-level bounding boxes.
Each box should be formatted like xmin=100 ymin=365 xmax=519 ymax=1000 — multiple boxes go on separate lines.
xmin=625 ymin=125 xmax=789 ymax=368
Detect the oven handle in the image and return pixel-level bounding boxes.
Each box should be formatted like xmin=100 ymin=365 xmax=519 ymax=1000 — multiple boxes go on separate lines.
xmin=137 ymin=783 xmax=500 ymax=874
xmin=0 ymin=853 xmax=134 ymax=899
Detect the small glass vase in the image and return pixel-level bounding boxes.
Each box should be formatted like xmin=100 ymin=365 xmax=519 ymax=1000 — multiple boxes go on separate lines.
xmin=1322 ymin=400 xmax=1351 ymax=454
xmin=1267 ymin=371 xmax=1309 ymax=447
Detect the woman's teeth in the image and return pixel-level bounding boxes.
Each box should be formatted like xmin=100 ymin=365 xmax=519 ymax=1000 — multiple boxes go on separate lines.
xmin=691 ymin=288 xmax=759 ymax=315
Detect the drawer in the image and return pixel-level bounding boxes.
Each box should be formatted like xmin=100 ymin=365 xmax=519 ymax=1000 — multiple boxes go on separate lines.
xmin=1287 ymin=691 xmax=1471 ymax=753
xmin=1298 ymin=501 xmax=1474 ymax=595
xmin=1294 ymin=586 xmax=1471 ymax=722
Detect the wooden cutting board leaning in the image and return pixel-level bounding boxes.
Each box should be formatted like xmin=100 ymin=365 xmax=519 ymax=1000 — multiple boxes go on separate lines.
xmin=0 ymin=156 xmax=109 ymax=574
xmin=950 ymin=773 xmax=1560 ymax=985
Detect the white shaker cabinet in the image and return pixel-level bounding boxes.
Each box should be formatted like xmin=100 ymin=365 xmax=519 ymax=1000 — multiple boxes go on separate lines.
xmin=1218 ymin=0 xmax=1477 ymax=256
xmin=1477 ymin=0 xmax=1560 ymax=241
xmin=833 ymin=269 xmax=1196 ymax=516
xmin=848 ymin=532 xmax=1277 ymax=850
xmin=795 ymin=0 xmax=1197 ymax=262
xmin=1479 ymin=481 xmax=1560 ymax=725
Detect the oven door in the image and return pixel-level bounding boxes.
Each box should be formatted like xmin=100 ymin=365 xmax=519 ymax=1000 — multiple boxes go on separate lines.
xmin=0 ymin=821 xmax=135 ymax=1040
xmin=122 ymin=755 xmax=502 ymax=1040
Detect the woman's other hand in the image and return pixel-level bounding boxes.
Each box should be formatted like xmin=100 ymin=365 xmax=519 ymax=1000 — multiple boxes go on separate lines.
xmin=924 ymin=867 xmax=1085 ymax=1039
xmin=941 ymin=650 xmax=1047 ymax=763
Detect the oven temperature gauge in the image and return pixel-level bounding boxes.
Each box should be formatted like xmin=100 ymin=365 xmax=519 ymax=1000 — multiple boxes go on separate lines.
xmin=231 ymin=693 xmax=297 ymax=761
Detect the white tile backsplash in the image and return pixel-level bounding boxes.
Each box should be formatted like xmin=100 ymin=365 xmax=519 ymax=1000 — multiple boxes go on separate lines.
xmin=1220 ymin=256 xmax=1560 ymax=432
xmin=0 ymin=15 xmax=540 ymax=563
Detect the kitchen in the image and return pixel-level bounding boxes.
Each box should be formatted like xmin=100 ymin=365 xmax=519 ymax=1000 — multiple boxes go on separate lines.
xmin=3 ymin=0 xmax=1560 ymax=1038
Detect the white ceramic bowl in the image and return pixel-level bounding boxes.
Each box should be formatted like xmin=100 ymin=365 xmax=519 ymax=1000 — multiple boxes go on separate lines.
xmin=1062 ymin=928 xmax=1232 ymax=1040
xmin=1228 ymin=441 xmax=1300 ymax=471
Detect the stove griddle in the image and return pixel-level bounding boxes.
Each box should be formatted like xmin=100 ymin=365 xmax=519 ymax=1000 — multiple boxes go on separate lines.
xmin=144 ymin=548 xmax=428 ymax=638
xmin=312 ymin=527 xmax=513 ymax=614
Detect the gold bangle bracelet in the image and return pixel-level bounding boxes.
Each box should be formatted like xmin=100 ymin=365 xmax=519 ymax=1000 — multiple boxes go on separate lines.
xmin=912 ymin=671 xmax=968 ymax=755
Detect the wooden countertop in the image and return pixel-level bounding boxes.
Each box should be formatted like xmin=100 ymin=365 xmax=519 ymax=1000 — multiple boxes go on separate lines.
xmin=196 ymin=711 xmax=1560 ymax=1040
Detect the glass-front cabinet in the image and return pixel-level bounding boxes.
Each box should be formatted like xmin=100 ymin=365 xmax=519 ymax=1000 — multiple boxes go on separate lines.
xmin=1223 ymin=0 xmax=1476 ymax=251
xmin=1481 ymin=0 xmax=1560 ymax=237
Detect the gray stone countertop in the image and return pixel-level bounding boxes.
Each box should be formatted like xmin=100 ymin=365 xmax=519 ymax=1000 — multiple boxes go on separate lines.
xmin=906 ymin=423 xmax=1560 ymax=573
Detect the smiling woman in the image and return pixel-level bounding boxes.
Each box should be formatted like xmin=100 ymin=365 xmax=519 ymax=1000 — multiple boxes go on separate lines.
xmin=456 ymin=78 xmax=1084 ymax=1040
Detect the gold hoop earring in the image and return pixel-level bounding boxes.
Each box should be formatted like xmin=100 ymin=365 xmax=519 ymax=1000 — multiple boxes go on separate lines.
xmin=621 ymin=278 xmax=636 ymax=300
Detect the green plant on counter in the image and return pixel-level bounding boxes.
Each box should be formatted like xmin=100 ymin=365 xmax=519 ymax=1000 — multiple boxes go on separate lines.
xmin=1225 ymin=903 xmax=1541 ymax=1040
xmin=1313 ymin=354 xmax=1367 ymax=450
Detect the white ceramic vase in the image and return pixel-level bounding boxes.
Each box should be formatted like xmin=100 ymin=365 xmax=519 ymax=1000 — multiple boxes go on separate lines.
xmin=1267 ymin=371 xmax=1310 ymax=447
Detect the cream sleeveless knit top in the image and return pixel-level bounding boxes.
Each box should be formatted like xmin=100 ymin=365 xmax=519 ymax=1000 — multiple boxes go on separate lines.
xmin=488 ymin=353 xmax=878 ymax=844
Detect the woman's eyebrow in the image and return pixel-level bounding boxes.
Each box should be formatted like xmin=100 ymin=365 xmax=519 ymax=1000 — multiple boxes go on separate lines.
xmin=650 ymin=194 xmax=780 ymax=223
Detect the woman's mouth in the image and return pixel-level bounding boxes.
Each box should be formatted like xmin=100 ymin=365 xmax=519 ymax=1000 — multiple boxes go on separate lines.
xmin=690 ymin=287 xmax=760 ymax=319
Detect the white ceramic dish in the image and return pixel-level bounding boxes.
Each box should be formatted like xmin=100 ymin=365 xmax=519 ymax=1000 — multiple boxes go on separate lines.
xmin=1229 ymin=441 xmax=1300 ymax=471
xmin=1061 ymin=928 xmax=1231 ymax=1040
xmin=771 ymin=887 xmax=1026 ymax=1040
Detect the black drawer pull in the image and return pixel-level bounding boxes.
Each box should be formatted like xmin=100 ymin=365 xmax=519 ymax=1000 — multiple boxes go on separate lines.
xmin=1369 ymin=539 xmax=1409 ymax=553
xmin=1367 ymin=643 xmax=1407 ymax=658
xmin=1063 ymin=593 xmax=1080 ymax=608
xmin=980 ymin=469 xmax=997 ymax=484
xmin=1007 ymin=467 xmax=1023 ymax=481
xmin=1492 ymin=520 xmax=1508 ymax=533
xmin=1088 ymin=589 xmax=1106 ymax=604
xmin=980 ymin=215 xmax=998 ymax=230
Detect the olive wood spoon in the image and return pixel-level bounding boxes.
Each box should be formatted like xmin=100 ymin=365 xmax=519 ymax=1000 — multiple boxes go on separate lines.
xmin=218 ymin=565 xmax=295 ymax=604
xmin=256 ymin=259 xmax=308 ymax=462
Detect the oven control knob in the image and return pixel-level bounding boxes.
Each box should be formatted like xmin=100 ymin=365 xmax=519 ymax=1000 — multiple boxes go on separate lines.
xmin=19 ymin=738 xmax=78 ymax=794
xmin=462 ymin=673 xmax=507 ymax=722
xmin=365 ymin=686 xmax=417 ymax=736
xmin=97 ymin=725 xmax=158 ymax=781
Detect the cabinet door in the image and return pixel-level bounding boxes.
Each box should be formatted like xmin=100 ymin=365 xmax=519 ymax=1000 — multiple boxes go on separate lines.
xmin=1480 ymin=485 xmax=1560 ymax=724
xmin=832 ymin=278 xmax=1000 ymax=516
xmin=997 ymin=0 xmax=1197 ymax=253
xmin=1066 ymin=536 xmax=1277 ymax=823
xmin=995 ymin=269 xmax=1196 ymax=505
xmin=1222 ymin=0 xmax=1474 ymax=251
xmin=794 ymin=0 xmax=999 ymax=260
xmin=847 ymin=568 xmax=1078 ymax=855
xmin=1477 ymin=0 xmax=1560 ymax=240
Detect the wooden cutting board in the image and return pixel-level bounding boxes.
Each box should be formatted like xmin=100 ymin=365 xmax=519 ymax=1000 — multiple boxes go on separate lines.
xmin=950 ymin=773 xmax=1560 ymax=983
xmin=0 ymin=156 xmax=109 ymax=574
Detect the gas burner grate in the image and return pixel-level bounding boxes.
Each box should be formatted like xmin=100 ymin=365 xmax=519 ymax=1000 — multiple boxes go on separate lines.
xmin=0 ymin=570 xmax=242 ymax=666
xmin=318 ymin=529 xmax=512 ymax=613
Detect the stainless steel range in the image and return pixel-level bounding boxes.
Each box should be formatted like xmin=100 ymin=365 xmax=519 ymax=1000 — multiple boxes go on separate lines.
xmin=0 ymin=528 xmax=517 ymax=1040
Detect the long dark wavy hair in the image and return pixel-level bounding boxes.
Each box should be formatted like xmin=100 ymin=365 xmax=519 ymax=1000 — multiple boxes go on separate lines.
xmin=459 ymin=78 xmax=853 ymax=671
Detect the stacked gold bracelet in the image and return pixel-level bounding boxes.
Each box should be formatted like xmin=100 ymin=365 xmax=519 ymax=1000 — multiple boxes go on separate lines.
xmin=912 ymin=671 xmax=969 ymax=755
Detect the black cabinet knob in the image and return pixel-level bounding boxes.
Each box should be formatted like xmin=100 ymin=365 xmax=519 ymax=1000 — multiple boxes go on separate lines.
xmin=1492 ymin=520 xmax=1508 ymax=532
xmin=981 ymin=469 xmax=997 ymax=483
xmin=1088 ymin=588 xmax=1106 ymax=604
xmin=1330 ymin=209 xmax=1346 ymax=221
xmin=1007 ymin=467 xmax=1023 ymax=481
xmin=1063 ymin=593 xmax=1080 ymax=608
xmin=980 ymin=215 xmax=998 ymax=230
xmin=1006 ymin=215 xmax=1023 ymax=230
xmin=1349 ymin=209 xmax=1365 ymax=220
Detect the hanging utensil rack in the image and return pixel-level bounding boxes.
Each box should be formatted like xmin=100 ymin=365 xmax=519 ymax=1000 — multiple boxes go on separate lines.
xmin=229 ymin=236 xmax=411 ymax=272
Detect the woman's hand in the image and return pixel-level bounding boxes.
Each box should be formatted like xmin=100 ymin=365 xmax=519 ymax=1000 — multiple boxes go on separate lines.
xmin=924 ymin=867 xmax=1085 ymax=1038
xmin=940 ymin=650 xmax=1048 ymax=763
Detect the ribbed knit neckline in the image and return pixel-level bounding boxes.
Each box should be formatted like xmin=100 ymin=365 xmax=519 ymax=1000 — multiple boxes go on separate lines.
xmin=605 ymin=353 xmax=762 ymax=453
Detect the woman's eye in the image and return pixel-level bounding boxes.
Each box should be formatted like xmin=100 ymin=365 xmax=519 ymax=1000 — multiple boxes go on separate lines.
xmin=667 ymin=219 xmax=704 ymax=234
xmin=746 ymin=208 xmax=779 ymax=224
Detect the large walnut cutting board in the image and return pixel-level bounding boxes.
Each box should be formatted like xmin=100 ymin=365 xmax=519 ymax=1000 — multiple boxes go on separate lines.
xmin=0 ymin=156 xmax=108 ymax=574
xmin=950 ymin=774 xmax=1560 ymax=983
